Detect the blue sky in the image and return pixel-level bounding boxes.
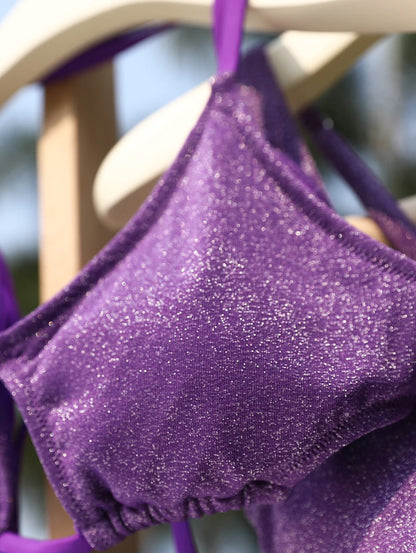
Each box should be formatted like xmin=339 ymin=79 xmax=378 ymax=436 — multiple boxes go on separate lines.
xmin=0 ymin=0 xmax=40 ymax=259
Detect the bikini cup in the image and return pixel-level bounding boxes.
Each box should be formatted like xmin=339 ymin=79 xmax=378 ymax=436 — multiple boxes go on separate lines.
xmin=2 ymin=5 xmax=416 ymax=552
xmin=246 ymin=409 xmax=416 ymax=553
xmin=1 ymin=40 xmax=416 ymax=553
xmin=244 ymin=106 xmax=416 ymax=553
xmin=1 ymin=48 xmax=336 ymax=553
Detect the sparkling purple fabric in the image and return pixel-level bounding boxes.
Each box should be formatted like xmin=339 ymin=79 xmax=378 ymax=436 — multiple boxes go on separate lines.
xmin=0 ymin=255 xmax=20 ymax=534
xmin=244 ymin=99 xmax=416 ymax=553
xmin=1 ymin=48 xmax=416 ymax=552
xmin=246 ymin=409 xmax=416 ymax=553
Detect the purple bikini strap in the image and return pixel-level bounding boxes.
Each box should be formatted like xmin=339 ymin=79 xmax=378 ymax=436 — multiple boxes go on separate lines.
xmin=44 ymin=0 xmax=247 ymax=84
xmin=213 ymin=0 xmax=248 ymax=74
xmin=43 ymin=25 xmax=172 ymax=84
xmin=0 ymin=523 xmax=196 ymax=553
xmin=172 ymin=521 xmax=198 ymax=553
xmin=0 ymin=532 xmax=92 ymax=553
xmin=301 ymin=107 xmax=416 ymax=260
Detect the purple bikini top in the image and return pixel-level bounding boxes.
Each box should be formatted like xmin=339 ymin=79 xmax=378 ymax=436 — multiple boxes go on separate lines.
xmin=2 ymin=1 xmax=416 ymax=551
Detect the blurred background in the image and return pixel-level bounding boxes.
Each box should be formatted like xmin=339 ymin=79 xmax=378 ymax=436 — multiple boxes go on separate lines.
xmin=0 ymin=0 xmax=415 ymax=550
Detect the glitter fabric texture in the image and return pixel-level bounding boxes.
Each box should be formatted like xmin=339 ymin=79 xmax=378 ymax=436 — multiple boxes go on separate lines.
xmin=1 ymin=51 xmax=416 ymax=551
xmin=245 ymin=93 xmax=416 ymax=553
xmin=245 ymin=408 xmax=416 ymax=553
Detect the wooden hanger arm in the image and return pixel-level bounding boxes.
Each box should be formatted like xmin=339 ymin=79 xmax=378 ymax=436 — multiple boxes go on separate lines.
xmin=0 ymin=0 xmax=414 ymax=107
xmin=93 ymin=32 xmax=380 ymax=228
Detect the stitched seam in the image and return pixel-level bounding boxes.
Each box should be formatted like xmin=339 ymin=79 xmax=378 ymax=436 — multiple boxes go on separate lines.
xmin=14 ymin=380 xmax=135 ymax=546
xmin=275 ymin=397 xmax=412 ymax=480
xmin=76 ymin=393 xmax=410 ymax=536
xmin=4 ymin=86 xmax=223 ymax=535
xmin=20 ymin=386 xmax=97 ymax=526
xmin=0 ymin=86 xmax=218 ymax=360
xmin=213 ymin=85 xmax=416 ymax=283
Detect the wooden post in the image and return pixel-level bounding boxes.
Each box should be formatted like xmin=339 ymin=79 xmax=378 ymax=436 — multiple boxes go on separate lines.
xmin=37 ymin=62 xmax=137 ymax=552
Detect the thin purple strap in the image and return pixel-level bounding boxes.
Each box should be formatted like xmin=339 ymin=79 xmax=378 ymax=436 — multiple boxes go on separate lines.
xmin=0 ymin=532 xmax=92 ymax=553
xmin=172 ymin=521 xmax=198 ymax=553
xmin=43 ymin=24 xmax=172 ymax=84
xmin=0 ymin=257 xmax=19 ymax=329
xmin=301 ymin=107 xmax=416 ymax=261
xmin=213 ymin=0 xmax=248 ymax=74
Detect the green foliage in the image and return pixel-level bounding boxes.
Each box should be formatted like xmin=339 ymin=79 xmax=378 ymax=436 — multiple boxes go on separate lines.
xmin=9 ymin=257 xmax=39 ymax=316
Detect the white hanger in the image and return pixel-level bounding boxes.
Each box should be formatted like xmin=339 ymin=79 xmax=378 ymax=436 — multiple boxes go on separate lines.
xmin=0 ymin=0 xmax=415 ymax=108
xmin=94 ymin=31 xmax=380 ymax=228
